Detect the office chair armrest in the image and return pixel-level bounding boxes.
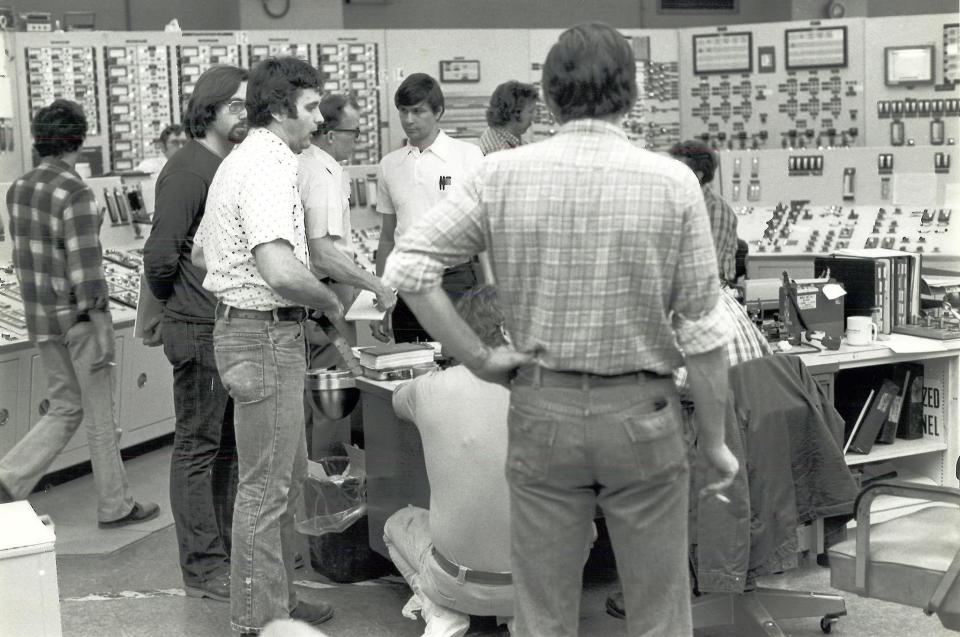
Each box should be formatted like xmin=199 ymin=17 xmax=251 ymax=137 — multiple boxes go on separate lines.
xmin=853 ymin=480 xmax=960 ymax=592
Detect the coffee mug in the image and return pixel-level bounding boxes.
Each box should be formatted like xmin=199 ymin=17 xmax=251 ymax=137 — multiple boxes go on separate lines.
xmin=846 ymin=316 xmax=878 ymax=346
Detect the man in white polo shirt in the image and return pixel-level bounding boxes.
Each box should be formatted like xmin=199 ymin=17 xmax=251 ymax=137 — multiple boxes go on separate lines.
xmin=375 ymin=73 xmax=484 ymax=343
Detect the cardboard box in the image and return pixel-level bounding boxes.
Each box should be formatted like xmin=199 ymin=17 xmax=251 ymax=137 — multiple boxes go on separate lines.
xmin=0 ymin=502 xmax=62 ymax=637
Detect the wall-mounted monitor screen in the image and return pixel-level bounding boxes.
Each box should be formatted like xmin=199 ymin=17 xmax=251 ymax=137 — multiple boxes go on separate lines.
xmin=885 ymin=45 xmax=935 ymax=86
xmin=785 ymin=26 xmax=848 ymax=70
xmin=692 ymin=31 xmax=752 ymax=75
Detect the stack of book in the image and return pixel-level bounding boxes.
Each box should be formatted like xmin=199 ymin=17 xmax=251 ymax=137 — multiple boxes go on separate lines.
xmin=357 ymin=343 xmax=436 ymax=380
xmin=815 ymin=248 xmax=921 ymax=335
xmin=842 ymin=362 xmax=925 ymax=456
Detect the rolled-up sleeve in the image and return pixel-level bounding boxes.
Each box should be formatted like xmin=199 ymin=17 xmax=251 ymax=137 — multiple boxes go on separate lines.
xmin=670 ymin=176 xmax=729 ymax=355
xmin=62 ymin=188 xmax=109 ymax=314
xmin=382 ymin=164 xmax=487 ymax=294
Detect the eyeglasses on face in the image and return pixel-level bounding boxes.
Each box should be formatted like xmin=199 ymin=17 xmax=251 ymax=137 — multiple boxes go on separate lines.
xmin=331 ymin=128 xmax=361 ymax=141
xmin=225 ymin=99 xmax=247 ymax=114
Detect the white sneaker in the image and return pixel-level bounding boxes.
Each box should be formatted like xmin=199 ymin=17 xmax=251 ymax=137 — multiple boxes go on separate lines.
xmin=419 ymin=594 xmax=470 ymax=637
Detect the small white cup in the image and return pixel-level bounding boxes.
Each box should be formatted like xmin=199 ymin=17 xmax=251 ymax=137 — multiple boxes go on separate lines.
xmin=846 ymin=316 xmax=878 ymax=346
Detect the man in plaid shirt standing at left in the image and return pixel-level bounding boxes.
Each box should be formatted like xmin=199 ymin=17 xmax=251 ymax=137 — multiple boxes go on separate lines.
xmin=0 ymin=99 xmax=158 ymax=528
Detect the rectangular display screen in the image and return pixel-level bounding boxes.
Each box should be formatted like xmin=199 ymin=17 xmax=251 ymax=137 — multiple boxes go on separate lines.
xmin=785 ymin=26 xmax=847 ymax=70
xmin=692 ymin=32 xmax=752 ymax=75
xmin=885 ymin=46 xmax=935 ymax=86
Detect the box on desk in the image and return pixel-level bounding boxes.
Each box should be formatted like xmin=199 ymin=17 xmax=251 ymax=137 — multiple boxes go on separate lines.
xmin=0 ymin=501 xmax=62 ymax=637
xmin=779 ymin=278 xmax=845 ymax=345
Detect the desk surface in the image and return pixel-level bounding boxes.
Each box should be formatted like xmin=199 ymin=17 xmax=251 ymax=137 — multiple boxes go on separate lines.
xmin=795 ymin=333 xmax=960 ymax=374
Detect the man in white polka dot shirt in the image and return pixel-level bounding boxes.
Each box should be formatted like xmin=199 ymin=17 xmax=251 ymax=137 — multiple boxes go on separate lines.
xmin=193 ymin=57 xmax=342 ymax=636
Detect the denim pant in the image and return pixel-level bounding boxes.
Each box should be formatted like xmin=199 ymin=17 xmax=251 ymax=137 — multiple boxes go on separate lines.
xmin=213 ymin=315 xmax=308 ymax=633
xmin=0 ymin=320 xmax=135 ymax=522
xmin=163 ymin=319 xmax=238 ymax=586
xmin=507 ymin=369 xmax=691 ymax=637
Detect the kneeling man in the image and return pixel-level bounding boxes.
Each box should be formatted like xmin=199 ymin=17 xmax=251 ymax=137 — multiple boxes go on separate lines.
xmin=383 ymin=285 xmax=513 ymax=636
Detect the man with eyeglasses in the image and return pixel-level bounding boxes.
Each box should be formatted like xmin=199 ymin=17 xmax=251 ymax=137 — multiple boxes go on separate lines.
xmin=297 ymin=93 xmax=396 ymax=454
xmin=142 ymin=65 xmax=248 ymax=603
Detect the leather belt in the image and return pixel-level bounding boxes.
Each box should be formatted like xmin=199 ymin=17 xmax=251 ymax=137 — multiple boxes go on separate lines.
xmin=216 ymin=305 xmax=307 ymax=323
xmin=514 ymin=365 xmax=669 ymax=390
xmin=431 ymin=547 xmax=512 ymax=586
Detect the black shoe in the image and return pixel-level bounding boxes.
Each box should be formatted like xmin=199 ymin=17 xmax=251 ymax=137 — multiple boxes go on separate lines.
xmin=290 ymin=600 xmax=334 ymax=626
xmin=184 ymin=573 xmax=230 ymax=602
xmin=605 ymin=591 xmax=625 ymax=620
xmin=98 ymin=501 xmax=160 ymax=529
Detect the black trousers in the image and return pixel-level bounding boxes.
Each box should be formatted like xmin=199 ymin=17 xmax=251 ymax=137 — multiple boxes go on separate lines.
xmin=392 ymin=261 xmax=479 ymax=343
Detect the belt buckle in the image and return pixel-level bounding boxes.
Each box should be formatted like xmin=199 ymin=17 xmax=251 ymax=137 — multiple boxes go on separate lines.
xmin=456 ymin=565 xmax=468 ymax=585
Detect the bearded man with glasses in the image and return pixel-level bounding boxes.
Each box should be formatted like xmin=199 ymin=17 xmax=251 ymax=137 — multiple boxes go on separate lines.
xmin=142 ymin=64 xmax=249 ymax=603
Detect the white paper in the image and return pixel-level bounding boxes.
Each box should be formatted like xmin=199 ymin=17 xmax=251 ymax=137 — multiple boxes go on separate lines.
xmin=821 ymin=283 xmax=847 ymax=301
xmin=885 ymin=334 xmax=946 ymax=354
xmin=892 ymin=172 xmax=938 ymax=206
xmin=344 ymin=289 xmax=385 ymax=322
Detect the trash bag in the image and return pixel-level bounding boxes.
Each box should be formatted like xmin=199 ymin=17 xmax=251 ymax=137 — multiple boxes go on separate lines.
xmin=296 ymin=447 xmax=366 ymax=537
xmin=297 ymin=445 xmax=394 ymax=583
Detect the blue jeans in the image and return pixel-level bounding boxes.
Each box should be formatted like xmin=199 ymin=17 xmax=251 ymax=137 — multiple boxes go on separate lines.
xmin=213 ymin=315 xmax=308 ymax=634
xmin=163 ymin=319 xmax=237 ymax=586
xmin=507 ymin=369 xmax=691 ymax=637
xmin=0 ymin=320 xmax=135 ymax=522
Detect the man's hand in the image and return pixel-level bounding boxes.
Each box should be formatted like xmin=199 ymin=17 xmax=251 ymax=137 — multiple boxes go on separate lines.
xmin=141 ymin=316 xmax=163 ymax=347
xmin=320 ymin=297 xmax=345 ymax=322
xmin=89 ymin=311 xmax=116 ymax=373
xmin=370 ymin=311 xmax=392 ymax=343
xmin=374 ymin=285 xmax=397 ymax=313
xmin=470 ymin=345 xmax=536 ymax=387
xmin=698 ymin=443 xmax=739 ymax=500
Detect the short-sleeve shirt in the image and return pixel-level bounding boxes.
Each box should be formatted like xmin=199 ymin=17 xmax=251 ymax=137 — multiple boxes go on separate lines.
xmin=376 ymin=130 xmax=483 ymax=242
xmin=195 ymin=127 xmax=308 ymax=311
xmin=298 ymin=145 xmax=353 ymax=279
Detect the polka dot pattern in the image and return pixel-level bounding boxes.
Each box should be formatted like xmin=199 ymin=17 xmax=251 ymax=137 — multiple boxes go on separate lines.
xmin=196 ymin=128 xmax=309 ymax=311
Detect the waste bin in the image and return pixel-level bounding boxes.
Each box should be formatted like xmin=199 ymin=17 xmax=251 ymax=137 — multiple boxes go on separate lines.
xmin=297 ymin=449 xmax=394 ymax=583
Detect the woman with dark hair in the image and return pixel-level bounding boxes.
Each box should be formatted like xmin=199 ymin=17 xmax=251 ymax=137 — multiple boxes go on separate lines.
xmin=1 ymin=98 xmax=160 ymax=529
xmin=479 ymin=80 xmax=539 ymax=155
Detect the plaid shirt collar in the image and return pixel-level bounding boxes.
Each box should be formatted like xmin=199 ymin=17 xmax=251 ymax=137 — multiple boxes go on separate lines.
xmin=555 ymin=118 xmax=628 ymax=141
xmin=39 ymin=157 xmax=77 ymax=176
xmin=488 ymin=126 xmax=521 ymax=148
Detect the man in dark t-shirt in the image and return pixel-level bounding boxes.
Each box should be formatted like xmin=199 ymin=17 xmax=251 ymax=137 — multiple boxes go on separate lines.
xmin=142 ymin=65 xmax=249 ymax=603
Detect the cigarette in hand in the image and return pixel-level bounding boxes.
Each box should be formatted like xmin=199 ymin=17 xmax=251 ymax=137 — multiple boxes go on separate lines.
xmin=714 ymin=493 xmax=731 ymax=504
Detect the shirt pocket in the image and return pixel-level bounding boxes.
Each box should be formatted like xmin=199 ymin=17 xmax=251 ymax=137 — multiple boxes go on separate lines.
xmin=620 ymin=397 xmax=687 ymax=480
xmin=214 ymin=340 xmax=266 ymax=405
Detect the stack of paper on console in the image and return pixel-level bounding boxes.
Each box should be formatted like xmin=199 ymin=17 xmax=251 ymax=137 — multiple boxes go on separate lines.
xmin=359 ymin=343 xmax=435 ymax=370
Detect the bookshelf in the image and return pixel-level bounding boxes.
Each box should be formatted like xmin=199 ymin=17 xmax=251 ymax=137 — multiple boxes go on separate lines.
xmin=797 ymin=334 xmax=959 ymax=490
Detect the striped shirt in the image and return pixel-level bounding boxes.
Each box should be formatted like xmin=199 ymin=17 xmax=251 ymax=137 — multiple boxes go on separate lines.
xmin=478 ymin=126 xmax=522 ymax=156
xmin=703 ymin=185 xmax=739 ymax=285
xmin=383 ymin=119 xmax=729 ymax=376
xmin=6 ymin=158 xmax=109 ymax=342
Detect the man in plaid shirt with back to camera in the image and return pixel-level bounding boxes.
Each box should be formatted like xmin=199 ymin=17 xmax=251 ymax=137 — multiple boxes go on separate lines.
xmin=0 ymin=99 xmax=159 ymax=528
xmin=383 ymin=23 xmax=739 ymax=637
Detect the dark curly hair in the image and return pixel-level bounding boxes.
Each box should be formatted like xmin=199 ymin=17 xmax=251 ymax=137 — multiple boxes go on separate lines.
xmin=183 ymin=65 xmax=248 ymax=139
xmin=542 ymin=23 xmax=637 ymax=123
xmin=246 ymin=56 xmax=323 ymax=128
xmin=394 ymin=73 xmax=444 ymax=115
xmin=456 ymin=285 xmax=507 ymax=348
xmin=669 ymin=139 xmax=717 ymax=185
xmin=485 ymin=81 xmax=538 ymax=127
xmin=32 ymin=99 xmax=87 ymax=158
